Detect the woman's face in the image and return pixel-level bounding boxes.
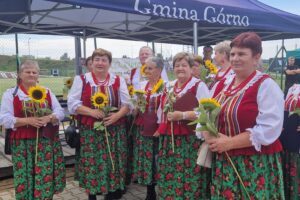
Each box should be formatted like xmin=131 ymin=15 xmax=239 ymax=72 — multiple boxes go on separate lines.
xmin=145 ymin=60 xmax=161 ymax=81
xmin=214 ymin=51 xmax=225 ymax=66
xmin=174 ymin=59 xmax=192 ymax=81
xmin=92 ymin=55 xmax=111 ymax=74
xmin=230 ymin=47 xmax=260 ymax=75
xmin=19 ymin=66 xmax=39 ymax=86
xmin=191 ymin=61 xmax=201 ymax=79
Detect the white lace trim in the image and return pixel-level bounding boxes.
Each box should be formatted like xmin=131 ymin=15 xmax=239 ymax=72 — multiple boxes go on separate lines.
xmin=247 ymin=128 xmax=261 ymax=152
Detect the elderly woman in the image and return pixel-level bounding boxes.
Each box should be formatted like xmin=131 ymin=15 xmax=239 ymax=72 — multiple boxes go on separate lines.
xmin=280 ymin=84 xmax=300 ymax=200
xmin=68 ymin=48 xmax=130 ymax=200
xmin=131 ymin=56 xmax=164 ymax=200
xmin=210 ymin=40 xmax=234 ymax=89
xmin=155 ymin=52 xmax=210 ymax=199
xmin=0 ymin=60 xmax=66 ymax=200
xmin=204 ymin=32 xmax=285 ymax=199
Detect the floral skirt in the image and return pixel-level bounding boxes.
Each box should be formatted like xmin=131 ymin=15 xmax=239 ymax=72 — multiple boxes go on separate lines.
xmin=132 ymin=125 xmax=158 ymax=185
xmin=281 ymin=151 xmax=300 ymax=200
xmin=78 ymin=124 xmax=127 ymax=195
xmin=157 ymin=134 xmax=211 ymax=200
xmin=11 ymin=134 xmax=66 ymax=200
xmin=211 ymin=153 xmax=285 ymax=199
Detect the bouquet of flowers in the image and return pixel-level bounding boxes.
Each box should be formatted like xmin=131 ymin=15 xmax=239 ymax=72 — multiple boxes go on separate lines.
xmin=190 ymin=98 xmax=250 ymax=199
xmin=26 ymin=85 xmax=52 ymax=163
xmin=91 ymin=92 xmax=118 ymax=171
xmin=163 ymin=85 xmax=176 ymax=152
xmin=131 ymin=90 xmax=147 ymax=113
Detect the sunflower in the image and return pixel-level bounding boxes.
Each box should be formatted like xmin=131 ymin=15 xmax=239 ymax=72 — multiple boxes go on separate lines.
xmin=28 ymin=85 xmax=47 ymax=104
xmin=151 ymin=79 xmax=164 ymax=94
xmin=64 ymin=77 xmax=74 ymax=89
xmin=140 ymin=64 xmax=146 ymax=77
xmin=199 ymin=98 xmax=220 ymax=110
xmin=133 ymin=89 xmax=146 ymax=95
xmin=91 ymin=92 xmax=108 ymax=109
xmin=127 ymin=85 xmax=134 ymax=96
xmin=210 ymin=65 xmax=218 ymax=74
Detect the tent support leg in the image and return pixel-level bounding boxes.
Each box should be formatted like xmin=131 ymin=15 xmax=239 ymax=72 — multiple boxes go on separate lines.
xmin=193 ymin=22 xmax=198 ymax=55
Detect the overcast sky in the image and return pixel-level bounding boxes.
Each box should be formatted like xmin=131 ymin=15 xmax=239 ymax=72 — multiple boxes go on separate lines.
xmin=0 ymin=0 xmax=300 ymax=60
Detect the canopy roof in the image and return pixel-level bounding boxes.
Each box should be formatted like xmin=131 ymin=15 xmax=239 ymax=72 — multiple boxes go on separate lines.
xmin=1 ymin=0 xmax=300 ymax=45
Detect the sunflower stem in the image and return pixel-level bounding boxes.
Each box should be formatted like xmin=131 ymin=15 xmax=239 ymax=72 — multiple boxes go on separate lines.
xmin=171 ymin=121 xmax=174 ymax=153
xmin=35 ymin=128 xmax=39 ymax=164
xmin=129 ymin=114 xmax=136 ymax=136
xmin=224 ymin=152 xmax=251 ymax=199
xmin=105 ymin=127 xmax=115 ymax=172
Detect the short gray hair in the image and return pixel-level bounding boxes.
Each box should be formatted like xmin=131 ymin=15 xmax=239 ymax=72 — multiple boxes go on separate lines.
xmin=139 ymin=46 xmax=153 ymax=55
xmin=20 ymin=60 xmax=40 ymax=73
xmin=146 ymin=56 xmax=164 ymax=70
xmin=214 ymin=40 xmax=231 ymax=61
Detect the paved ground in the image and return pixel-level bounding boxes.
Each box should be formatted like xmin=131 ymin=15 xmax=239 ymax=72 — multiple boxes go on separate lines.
xmin=0 ymin=167 xmax=148 ymax=200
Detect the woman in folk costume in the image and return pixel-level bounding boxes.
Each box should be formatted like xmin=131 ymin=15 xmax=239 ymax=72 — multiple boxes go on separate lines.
xmin=203 ymin=32 xmax=285 ymax=199
xmin=0 ymin=60 xmax=66 ymax=200
xmin=155 ymin=52 xmax=210 ymax=199
xmin=279 ymin=84 xmax=300 ymax=200
xmin=209 ymin=40 xmax=235 ymax=89
xmin=67 ymin=48 xmax=131 ymax=200
xmin=131 ymin=56 xmax=165 ymax=200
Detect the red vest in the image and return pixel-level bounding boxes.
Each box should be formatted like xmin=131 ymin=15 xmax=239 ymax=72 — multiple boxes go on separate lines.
xmin=11 ymin=91 xmax=52 ymax=139
xmin=79 ymin=75 xmax=123 ymax=126
xmin=214 ymin=74 xmax=282 ymax=156
xmin=158 ymin=81 xmax=200 ymax=136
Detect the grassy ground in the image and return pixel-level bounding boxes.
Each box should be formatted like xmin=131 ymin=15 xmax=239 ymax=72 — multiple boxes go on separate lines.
xmin=0 ymin=77 xmax=65 ymax=101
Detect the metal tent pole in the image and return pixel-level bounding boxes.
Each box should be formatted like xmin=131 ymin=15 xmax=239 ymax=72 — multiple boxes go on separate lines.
xmin=94 ymin=37 xmax=97 ymax=49
xmin=193 ymin=22 xmax=198 ymax=55
xmin=280 ymin=39 xmax=285 ymax=89
xmin=75 ymin=36 xmax=82 ymax=75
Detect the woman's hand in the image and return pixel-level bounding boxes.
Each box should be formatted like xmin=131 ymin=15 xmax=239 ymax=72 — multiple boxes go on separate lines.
xmin=206 ymin=133 xmax=232 ymax=153
xmin=103 ymin=112 xmax=120 ymax=126
xmin=26 ymin=117 xmax=45 ymax=128
xmin=153 ymin=131 xmax=160 ymax=137
xmin=89 ymin=109 xmax=105 ymax=119
xmin=38 ymin=115 xmax=51 ymax=125
xmin=167 ymin=111 xmax=183 ymax=121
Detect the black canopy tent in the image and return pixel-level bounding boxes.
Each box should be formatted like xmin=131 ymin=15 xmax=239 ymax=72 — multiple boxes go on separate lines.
xmin=1 ymin=0 xmax=300 ymax=79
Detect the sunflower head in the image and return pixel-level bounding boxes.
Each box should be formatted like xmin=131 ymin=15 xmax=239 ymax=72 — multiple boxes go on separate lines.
xmin=91 ymin=92 xmax=108 ymax=109
xmin=64 ymin=77 xmax=74 ymax=89
xmin=28 ymin=85 xmax=47 ymax=103
xmin=140 ymin=64 xmax=146 ymax=77
xmin=204 ymin=60 xmax=212 ymax=67
xmin=127 ymin=85 xmax=134 ymax=96
xmin=199 ymin=98 xmax=220 ymax=110
xmin=152 ymin=79 xmax=164 ymax=94
xmin=133 ymin=89 xmax=146 ymax=96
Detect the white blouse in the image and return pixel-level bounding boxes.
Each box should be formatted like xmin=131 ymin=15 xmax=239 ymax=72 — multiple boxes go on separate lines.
xmin=0 ymin=86 xmax=64 ymax=129
xmin=67 ymin=72 xmax=131 ymax=115
xmin=197 ymin=71 xmax=284 ymax=152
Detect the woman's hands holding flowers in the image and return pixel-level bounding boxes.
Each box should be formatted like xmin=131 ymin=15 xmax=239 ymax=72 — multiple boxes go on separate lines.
xmin=103 ymin=112 xmax=120 ymax=126
xmin=205 ymin=132 xmax=232 ymax=153
xmin=167 ymin=111 xmax=183 ymax=121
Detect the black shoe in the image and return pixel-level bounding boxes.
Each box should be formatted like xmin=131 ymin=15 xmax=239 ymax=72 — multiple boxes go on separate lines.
xmin=104 ymin=192 xmax=113 ymax=200
xmin=145 ymin=184 xmax=156 ymax=200
xmin=113 ymin=189 xmax=123 ymax=199
xmin=88 ymin=194 xmax=97 ymax=200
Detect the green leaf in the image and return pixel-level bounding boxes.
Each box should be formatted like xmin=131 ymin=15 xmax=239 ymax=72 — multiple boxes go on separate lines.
xmin=289 ymin=108 xmax=300 ymax=117
xmin=210 ymin=107 xmax=221 ymax=122
xmin=94 ymin=121 xmax=105 ymax=131
xmin=206 ymin=122 xmax=218 ymax=136
xmin=196 ymin=126 xmax=208 ymax=132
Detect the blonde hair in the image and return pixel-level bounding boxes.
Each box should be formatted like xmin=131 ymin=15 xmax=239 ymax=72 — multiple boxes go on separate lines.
xmin=20 ymin=60 xmax=40 ymax=73
xmin=92 ymin=48 xmax=112 ymax=63
xmin=214 ymin=40 xmax=231 ymax=61
xmin=173 ymin=52 xmax=194 ymax=68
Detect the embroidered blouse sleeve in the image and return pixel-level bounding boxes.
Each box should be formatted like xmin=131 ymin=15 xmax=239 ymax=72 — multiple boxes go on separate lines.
xmin=247 ymin=78 xmax=284 ymax=151
xmin=67 ymin=75 xmax=83 ymax=115
xmin=49 ymin=90 xmax=65 ymax=121
xmin=119 ymin=77 xmax=132 ymax=109
xmin=196 ymin=82 xmax=210 ymax=100
xmin=0 ymin=88 xmax=16 ymax=129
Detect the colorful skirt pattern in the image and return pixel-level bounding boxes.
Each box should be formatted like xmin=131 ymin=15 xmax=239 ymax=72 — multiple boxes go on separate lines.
xmin=281 ymin=151 xmax=300 ymax=200
xmin=132 ymin=125 xmax=158 ymax=185
xmin=211 ymin=153 xmax=285 ymax=199
xmin=157 ymin=134 xmax=211 ymax=200
xmin=11 ymin=134 xmax=66 ymax=200
xmin=78 ymin=124 xmax=127 ymax=195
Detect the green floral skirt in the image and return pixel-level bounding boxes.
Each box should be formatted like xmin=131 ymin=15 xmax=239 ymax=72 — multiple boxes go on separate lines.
xmin=11 ymin=134 xmax=66 ymax=200
xmin=211 ymin=153 xmax=285 ymax=199
xmin=281 ymin=151 xmax=300 ymax=200
xmin=157 ymin=134 xmax=211 ymax=200
xmin=132 ymin=125 xmax=158 ymax=185
xmin=78 ymin=124 xmax=127 ymax=195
